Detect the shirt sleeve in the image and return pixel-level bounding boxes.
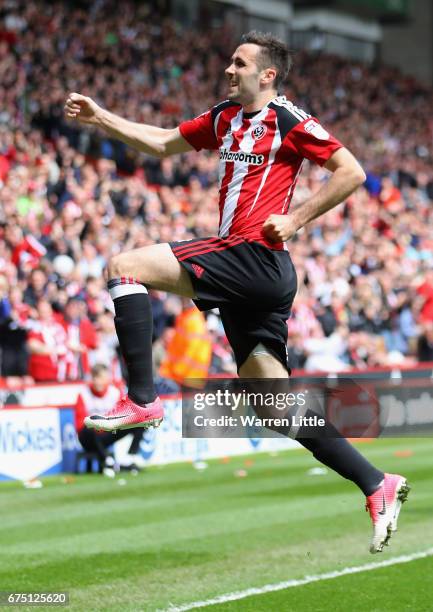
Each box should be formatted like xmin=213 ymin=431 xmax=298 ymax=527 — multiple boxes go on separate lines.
xmin=284 ymin=117 xmax=343 ymax=166
xmin=179 ymin=110 xmax=219 ymax=151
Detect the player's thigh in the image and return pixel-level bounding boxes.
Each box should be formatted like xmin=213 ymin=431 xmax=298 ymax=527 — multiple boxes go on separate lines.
xmin=220 ymin=306 xmax=290 ymax=376
xmin=108 ymin=243 xmax=195 ymax=297
xmin=239 ymin=353 xmax=289 ymax=378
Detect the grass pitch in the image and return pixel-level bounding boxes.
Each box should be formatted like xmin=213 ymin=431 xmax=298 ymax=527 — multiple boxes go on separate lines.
xmin=1 ymin=439 xmax=432 ymax=611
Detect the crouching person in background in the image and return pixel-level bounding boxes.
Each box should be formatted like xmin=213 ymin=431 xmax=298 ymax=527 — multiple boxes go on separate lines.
xmin=76 ymin=364 xmax=146 ymax=477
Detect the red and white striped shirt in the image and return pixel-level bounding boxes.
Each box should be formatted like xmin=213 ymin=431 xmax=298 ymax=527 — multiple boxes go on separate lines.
xmin=179 ymin=95 xmax=343 ymax=250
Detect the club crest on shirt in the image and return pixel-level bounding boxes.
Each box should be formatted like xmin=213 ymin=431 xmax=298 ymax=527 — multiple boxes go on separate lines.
xmin=252 ymin=124 xmax=267 ymax=141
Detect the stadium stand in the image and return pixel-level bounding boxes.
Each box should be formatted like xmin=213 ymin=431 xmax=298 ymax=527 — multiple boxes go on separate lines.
xmin=1 ymin=0 xmax=433 ymax=382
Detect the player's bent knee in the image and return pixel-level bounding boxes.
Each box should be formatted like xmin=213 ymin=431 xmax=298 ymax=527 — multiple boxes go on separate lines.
xmin=107 ymin=252 xmax=137 ymax=280
xmin=107 ymin=254 xmax=124 ymax=279
xmin=239 ymin=347 xmax=289 ymax=379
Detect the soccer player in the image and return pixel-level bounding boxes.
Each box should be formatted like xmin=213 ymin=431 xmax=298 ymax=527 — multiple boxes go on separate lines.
xmin=64 ymin=31 xmax=409 ymax=552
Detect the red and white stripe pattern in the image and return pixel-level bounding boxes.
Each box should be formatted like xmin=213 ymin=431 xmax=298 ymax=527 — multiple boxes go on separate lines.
xmin=179 ymin=96 xmax=343 ymax=249
xmin=218 ymin=108 xmax=255 ymax=237
xmin=281 ymin=161 xmax=304 ymax=214
xmin=213 ymin=105 xmax=301 ymax=248
xmin=107 ymin=277 xmax=148 ymax=300
xmin=246 ymin=122 xmax=282 ymax=218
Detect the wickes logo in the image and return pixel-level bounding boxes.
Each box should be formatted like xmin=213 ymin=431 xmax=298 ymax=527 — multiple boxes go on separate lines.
xmin=0 ymin=422 xmax=56 ymax=453
xmin=220 ymin=149 xmax=264 ymax=165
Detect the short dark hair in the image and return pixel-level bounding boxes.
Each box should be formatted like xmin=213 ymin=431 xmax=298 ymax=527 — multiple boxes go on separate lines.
xmin=240 ymin=31 xmax=292 ymax=89
xmin=91 ymin=363 xmax=109 ymax=377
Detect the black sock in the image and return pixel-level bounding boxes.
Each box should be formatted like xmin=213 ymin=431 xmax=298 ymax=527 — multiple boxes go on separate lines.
xmin=108 ymin=280 xmax=156 ymax=406
xmin=298 ymin=436 xmax=384 ymax=496
xmin=293 ymin=410 xmax=384 ymax=496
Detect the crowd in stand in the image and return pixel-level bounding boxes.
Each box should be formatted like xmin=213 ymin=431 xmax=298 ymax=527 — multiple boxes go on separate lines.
xmin=1 ymin=0 xmax=433 ymax=385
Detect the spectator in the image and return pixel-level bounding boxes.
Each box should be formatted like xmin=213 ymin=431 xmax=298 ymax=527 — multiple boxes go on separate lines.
xmin=417 ymin=323 xmax=433 ymax=362
xmin=60 ymin=297 xmax=98 ymax=380
xmin=0 ymin=279 xmax=29 ymax=378
xmin=23 ymin=268 xmax=48 ymax=308
xmin=89 ymin=310 xmax=121 ymax=381
xmin=416 ymin=270 xmax=433 ymax=323
xmin=27 ymin=298 xmax=68 ymax=382
xmin=303 ymin=325 xmax=350 ymax=372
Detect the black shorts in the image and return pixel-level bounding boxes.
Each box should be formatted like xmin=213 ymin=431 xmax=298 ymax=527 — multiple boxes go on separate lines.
xmin=170 ymin=236 xmax=297 ymax=371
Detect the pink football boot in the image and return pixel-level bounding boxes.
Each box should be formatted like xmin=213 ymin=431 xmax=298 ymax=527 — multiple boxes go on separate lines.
xmin=85 ymin=396 xmax=163 ymax=432
xmin=366 ymin=473 xmax=410 ymax=554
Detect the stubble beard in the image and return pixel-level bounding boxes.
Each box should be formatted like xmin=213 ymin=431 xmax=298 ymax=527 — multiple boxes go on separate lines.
xmin=227 ymin=87 xmax=255 ymax=107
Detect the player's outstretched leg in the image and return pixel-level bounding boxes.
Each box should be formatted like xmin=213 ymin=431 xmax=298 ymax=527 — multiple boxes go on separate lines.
xmin=302 ymin=437 xmax=410 ymax=554
xmin=239 ymin=353 xmax=410 ymax=553
xmin=85 ymin=244 xmax=195 ymax=432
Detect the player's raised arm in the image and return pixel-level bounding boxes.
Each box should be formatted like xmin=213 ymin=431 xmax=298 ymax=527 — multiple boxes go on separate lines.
xmin=263 ymin=147 xmax=366 ymax=243
xmin=64 ymin=92 xmax=193 ymax=158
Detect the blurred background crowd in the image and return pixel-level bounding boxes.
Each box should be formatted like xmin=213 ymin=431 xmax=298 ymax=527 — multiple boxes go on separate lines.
xmin=1 ymin=0 xmax=433 ymax=387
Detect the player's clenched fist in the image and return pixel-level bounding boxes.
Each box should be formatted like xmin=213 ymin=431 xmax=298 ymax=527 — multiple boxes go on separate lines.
xmin=262 ymin=214 xmax=298 ymax=243
xmin=64 ymin=93 xmax=101 ymax=125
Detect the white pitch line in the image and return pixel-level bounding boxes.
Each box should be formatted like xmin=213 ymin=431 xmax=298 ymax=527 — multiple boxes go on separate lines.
xmin=164 ymin=547 xmax=433 ymax=612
